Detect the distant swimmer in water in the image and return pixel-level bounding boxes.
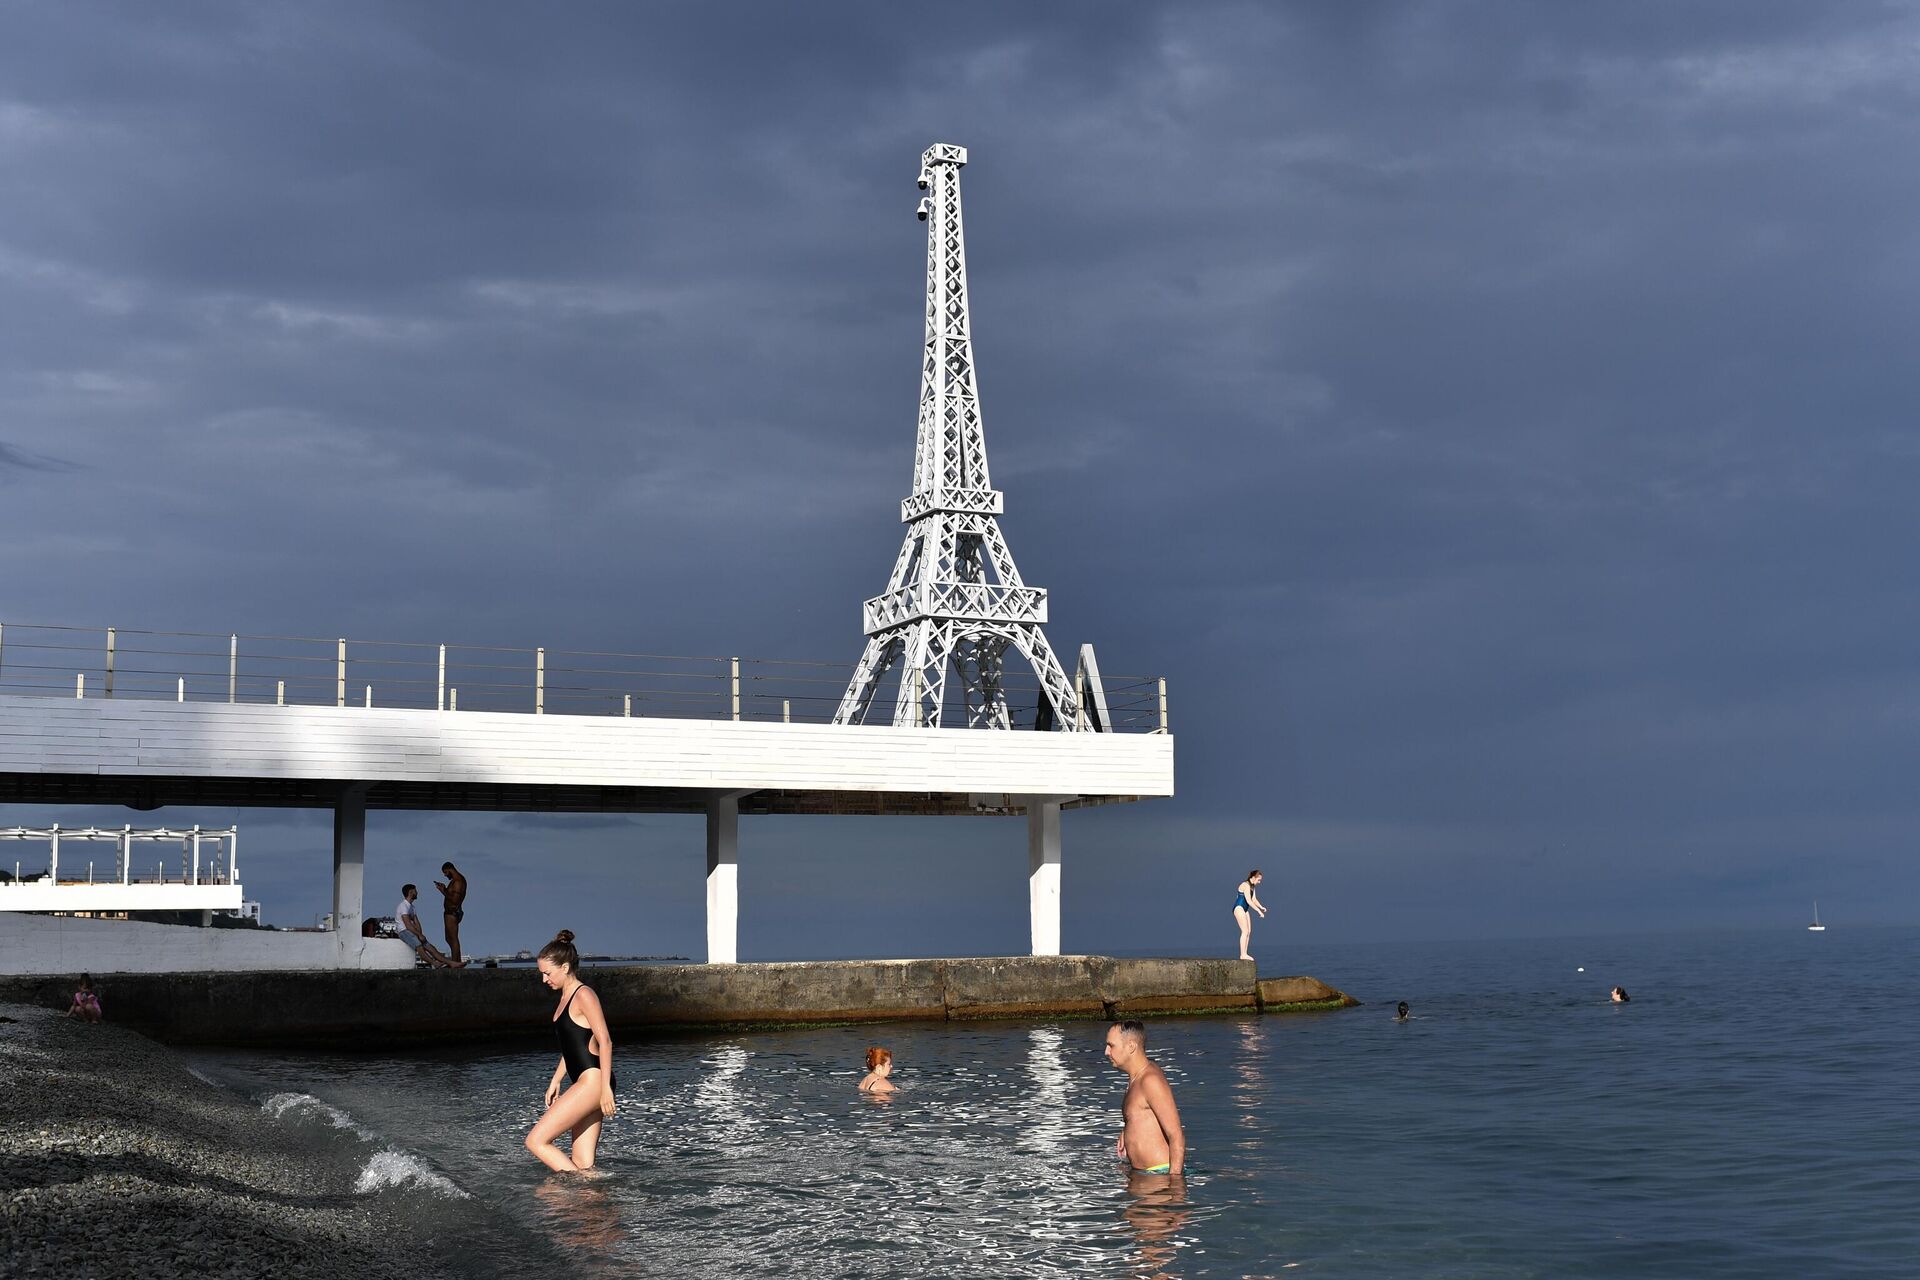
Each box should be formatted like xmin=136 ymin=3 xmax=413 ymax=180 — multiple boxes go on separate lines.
xmin=1105 ymin=1020 xmax=1185 ymax=1178
xmin=1610 ymin=986 xmax=1630 ymax=1004
xmin=526 ymin=930 xmax=616 ymax=1173
xmin=1395 ymin=1001 xmax=1410 ymax=1021
xmin=858 ymin=1046 xmax=897 ymax=1094
xmin=1232 ymin=870 xmax=1268 ymax=961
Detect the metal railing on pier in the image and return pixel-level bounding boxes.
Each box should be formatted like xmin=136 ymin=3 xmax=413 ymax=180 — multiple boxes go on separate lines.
xmin=0 ymin=622 xmax=1170 ymax=733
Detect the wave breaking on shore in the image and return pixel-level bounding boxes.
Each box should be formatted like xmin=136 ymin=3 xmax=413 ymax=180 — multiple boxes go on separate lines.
xmin=0 ymin=1002 xmax=521 ymax=1279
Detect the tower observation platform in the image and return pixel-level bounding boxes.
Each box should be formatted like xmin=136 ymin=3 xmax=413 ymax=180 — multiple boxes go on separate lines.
xmin=0 ymin=143 xmax=1175 ymax=969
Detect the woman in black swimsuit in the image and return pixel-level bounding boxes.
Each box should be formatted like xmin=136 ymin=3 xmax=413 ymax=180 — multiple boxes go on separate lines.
xmin=524 ymin=929 xmax=617 ymax=1173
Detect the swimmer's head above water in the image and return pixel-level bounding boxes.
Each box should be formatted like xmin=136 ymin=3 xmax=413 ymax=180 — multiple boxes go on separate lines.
xmin=1395 ymin=1001 xmax=1409 ymax=1020
xmin=859 ymin=1046 xmax=896 ymax=1092
xmin=1104 ymin=1019 xmax=1147 ymax=1069
xmin=1610 ymin=986 xmax=1630 ymax=1003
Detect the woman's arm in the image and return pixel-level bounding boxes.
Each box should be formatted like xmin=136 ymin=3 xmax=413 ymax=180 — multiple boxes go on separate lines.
xmin=545 ymin=1057 xmax=567 ymax=1107
xmin=1247 ymin=886 xmax=1267 ymax=916
xmin=579 ymin=987 xmax=617 ymax=1116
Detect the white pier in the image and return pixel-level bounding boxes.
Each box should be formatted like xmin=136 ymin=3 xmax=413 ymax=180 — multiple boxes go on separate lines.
xmin=0 ymin=692 xmax=1173 ymax=964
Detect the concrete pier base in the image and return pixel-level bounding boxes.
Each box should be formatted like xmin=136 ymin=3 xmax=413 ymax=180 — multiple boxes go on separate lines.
xmin=0 ymin=956 xmax=1355 ymax=1047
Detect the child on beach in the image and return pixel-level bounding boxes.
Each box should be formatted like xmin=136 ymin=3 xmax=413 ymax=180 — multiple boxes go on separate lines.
xmin=858 ymin=1047 xmax=896 ymax=1094
xmin=66 ymin=974 xmax=102 ymax=1023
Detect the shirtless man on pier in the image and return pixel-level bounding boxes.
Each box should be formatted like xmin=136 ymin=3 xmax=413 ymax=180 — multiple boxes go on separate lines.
xmin=1104 ymin=1020 xmax=1185 ymax=1177
xmin=435 ymin=861 xmax=468 ymax=963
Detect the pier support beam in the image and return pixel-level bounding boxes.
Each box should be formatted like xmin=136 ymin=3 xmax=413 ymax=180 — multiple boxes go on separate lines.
xmin=332 ymin=783 xmax=369 ymax=964
xmin=1027 ymin=797 xmax=1064 ymax=957
xmin=706 ymin=791 xmax=747 ymax=964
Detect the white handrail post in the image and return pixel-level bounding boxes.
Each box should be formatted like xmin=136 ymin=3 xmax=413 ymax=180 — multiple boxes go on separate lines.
xmin=229 ymin=828 xmax=238 ymax=887
xmin=120 ymin=825 xmax=131 ymax=885
xmin=536 ymin=648 xmax=545 ymax=714
xmin=48 ymin=826 xmax=58 ymax=883
xmin=191 ymin=826 xmax=201 ymax=885
xmin=731 ymin=658 xmax=741 ymax=720
xmin=1158 ymin=677 xmax=1169 ymax=734
xmin=623 ymin=693 xmax=631 ymax=717
xmin=104 ymin=626 xmax=116 ymax=698
xmin=364 ymin=684 xmax=372 ymax=708
xmin=276 ymin=679 xmax=285 ymax=706
xmin=437 ymin=643 xmax=447 ymax=711
xmin=177 ymin=677 xmax=185 ymax=702
xmin=336 ymin=638 xmax=347 ymax=707
xmin=450 ymin=687 xmax=458 ymax=710
xmin=228 ymin=634 xmax=238 ymax=703
xmin=75 ymin=672 xmax=84 ymax=699
xmin=783 ymin=698 xmax=791 ymax=723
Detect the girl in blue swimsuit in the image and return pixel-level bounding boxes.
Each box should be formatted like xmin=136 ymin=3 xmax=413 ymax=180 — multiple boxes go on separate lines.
xmin=1233 ymin=870 xmax=1268 ymax=961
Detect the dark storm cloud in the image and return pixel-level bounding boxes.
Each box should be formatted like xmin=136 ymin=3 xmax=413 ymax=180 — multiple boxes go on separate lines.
xmin=3 ymin=2 xmax=1917 ymax=949
xmin=0 ymin=441 xmax=78 ymax=474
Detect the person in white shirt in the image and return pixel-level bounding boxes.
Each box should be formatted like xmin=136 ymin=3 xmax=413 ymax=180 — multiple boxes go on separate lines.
xmin=395 ymin=883 xmax=463 ymax=968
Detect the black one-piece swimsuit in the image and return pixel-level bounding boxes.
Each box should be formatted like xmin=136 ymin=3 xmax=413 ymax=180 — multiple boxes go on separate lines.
xmin=554 ymin=987 xmax=616 ymax=1091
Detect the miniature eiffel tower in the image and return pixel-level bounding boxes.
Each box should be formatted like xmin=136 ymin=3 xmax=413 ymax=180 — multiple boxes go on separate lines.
xmin=833 ymin=144 xmax=1085 ymax=730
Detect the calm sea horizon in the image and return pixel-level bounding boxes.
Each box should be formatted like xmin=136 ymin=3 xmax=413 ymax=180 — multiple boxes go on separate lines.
xmin=195 ymin=925 xmax=1918 ymax=1277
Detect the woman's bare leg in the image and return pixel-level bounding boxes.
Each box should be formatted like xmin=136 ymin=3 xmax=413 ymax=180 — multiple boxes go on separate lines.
xmin=1235 ymin=907 xmax=1253 ymax=960
xmin=525 ymin=1080 xmax=605 ymax=1173
xmin=569 ymin=1112 xmax=604 ymax=1170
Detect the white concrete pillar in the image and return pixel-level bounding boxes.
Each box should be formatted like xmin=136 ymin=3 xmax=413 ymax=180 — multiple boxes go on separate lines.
xmin=1028 ymin=798 xmax=1063 ymax=956
xmin=705 ymin=792 xmax=740 ymax=964
xmin=333 ymin=783 xmax=369 ymax=964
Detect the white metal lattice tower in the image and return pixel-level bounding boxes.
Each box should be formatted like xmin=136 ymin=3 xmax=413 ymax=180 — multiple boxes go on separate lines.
xmin=833 ymin=144 xmax=1085 ymax=731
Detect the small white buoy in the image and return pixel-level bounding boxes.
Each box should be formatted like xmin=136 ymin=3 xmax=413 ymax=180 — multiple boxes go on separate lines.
xmin=1576 ymin=967 xmax=1585 ymax=972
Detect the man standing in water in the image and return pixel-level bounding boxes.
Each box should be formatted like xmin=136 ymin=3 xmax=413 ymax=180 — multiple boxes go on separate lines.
xmin=435 ymin=861 xmax=468 ymax=963
xmin=1104 ymin=1020 xmax=1185 ymax=1177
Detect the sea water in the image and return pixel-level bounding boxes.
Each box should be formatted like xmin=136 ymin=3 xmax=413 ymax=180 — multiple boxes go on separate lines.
xmin=197 ymin=927 xmax=1919 ymax=1277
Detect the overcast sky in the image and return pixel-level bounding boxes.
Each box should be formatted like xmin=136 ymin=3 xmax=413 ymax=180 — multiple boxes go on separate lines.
xmin=3 ymin=3 xmax=1917 ymax=961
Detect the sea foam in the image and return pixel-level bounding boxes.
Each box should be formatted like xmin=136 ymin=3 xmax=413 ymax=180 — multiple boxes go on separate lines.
xmin=260 ymin=1092 xmax=468 ymax=1198
xmin=261 ymin=1091 xmax=378 ymax=1141
xmin=353 ymin=1149 xmax=471 ymax=1199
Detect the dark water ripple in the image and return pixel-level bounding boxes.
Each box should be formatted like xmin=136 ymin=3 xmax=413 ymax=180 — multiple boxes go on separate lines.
xmin=206 ymin=927 xmax=1919 ymax=1278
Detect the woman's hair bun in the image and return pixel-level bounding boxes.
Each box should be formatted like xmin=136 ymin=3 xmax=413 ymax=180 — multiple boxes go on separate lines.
xmin=553 ymin=929 xmax=575 ymax=945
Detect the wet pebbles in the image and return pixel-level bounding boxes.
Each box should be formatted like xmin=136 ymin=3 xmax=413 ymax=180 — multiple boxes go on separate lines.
xmin=0 ymin=1003 xmax=460 ymax=1280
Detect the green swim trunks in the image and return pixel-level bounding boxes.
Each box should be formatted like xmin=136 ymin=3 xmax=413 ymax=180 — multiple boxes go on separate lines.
xmin=1135 ymin=1163 xmax=1171 ymax=1175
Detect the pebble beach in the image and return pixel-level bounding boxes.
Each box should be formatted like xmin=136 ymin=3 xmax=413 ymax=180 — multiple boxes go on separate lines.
xmin=0 ymin=1003 xmax=468 ymax=1280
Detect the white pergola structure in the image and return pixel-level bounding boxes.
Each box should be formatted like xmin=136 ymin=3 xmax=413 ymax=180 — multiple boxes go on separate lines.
xmin=0 ymin=824 xmax=243 ymax=914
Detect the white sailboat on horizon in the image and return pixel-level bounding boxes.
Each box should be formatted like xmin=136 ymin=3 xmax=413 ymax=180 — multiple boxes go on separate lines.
xmin=1808 ymin=900 xmax=1826 ymax=932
